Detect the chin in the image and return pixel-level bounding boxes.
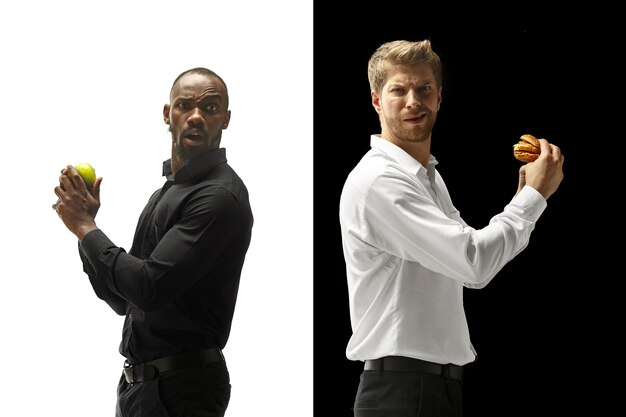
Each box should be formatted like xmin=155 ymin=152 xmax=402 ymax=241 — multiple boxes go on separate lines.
xmin=175 ymin=144 xmax=206 ymax=166
xmin=402 ymin=129 xmax=430 ymax=143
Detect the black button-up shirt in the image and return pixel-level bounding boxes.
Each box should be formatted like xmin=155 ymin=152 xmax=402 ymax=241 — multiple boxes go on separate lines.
xmin=78 ymin=148 xmax=253 ymax=363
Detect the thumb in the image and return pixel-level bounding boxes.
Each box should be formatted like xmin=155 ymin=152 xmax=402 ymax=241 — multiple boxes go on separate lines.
xmin=91 ymin=177 xmax=103 ymax=201
xmin=516 ymin=165 xmax=526 ymax=196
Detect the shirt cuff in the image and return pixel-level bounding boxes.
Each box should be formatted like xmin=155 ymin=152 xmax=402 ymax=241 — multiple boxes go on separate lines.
xmin=511 ymin=185 xmax=547 ymax=222
xmin=79 ymin=228 xmax=117 ymax=267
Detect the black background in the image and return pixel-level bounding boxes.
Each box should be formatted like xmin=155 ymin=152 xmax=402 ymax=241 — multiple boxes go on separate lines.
xmin=314 ymin=6 xmax=619 ymax=417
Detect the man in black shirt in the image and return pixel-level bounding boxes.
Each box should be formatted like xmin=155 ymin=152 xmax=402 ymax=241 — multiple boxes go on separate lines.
xmin=53 ymin=67 xmax=253 ymax=417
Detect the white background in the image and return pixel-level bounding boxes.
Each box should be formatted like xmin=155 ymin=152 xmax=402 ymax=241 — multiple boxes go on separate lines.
xmin=0 ymin=1 xmax=312 ymax=416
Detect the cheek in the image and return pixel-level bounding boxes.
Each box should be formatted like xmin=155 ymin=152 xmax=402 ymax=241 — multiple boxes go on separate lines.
xmin=383 ymin=101 xmax=403 ymax=116
xmin=425 ymin=97 xmax=440 ymax=112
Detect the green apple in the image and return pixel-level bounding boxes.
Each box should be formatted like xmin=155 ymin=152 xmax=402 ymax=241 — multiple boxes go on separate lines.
xmin=74 ymin=163 xmax=96 ymax=190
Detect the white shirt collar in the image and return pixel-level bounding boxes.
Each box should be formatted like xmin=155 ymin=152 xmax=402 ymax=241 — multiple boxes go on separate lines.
xmin=370 ymin=135 xmax=438 ymax=178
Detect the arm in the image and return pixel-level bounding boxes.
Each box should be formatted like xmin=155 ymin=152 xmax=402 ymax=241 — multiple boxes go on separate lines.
xmin=54 ymin=165 xmax=126 ymax=313
xmin=80 ymin=186 xmax=245 ymax=311
xmin=78 ymin=242 xmax=127 ymax=315
xmin=354 ymin=136 xmax=564 ymax=289
xmin=359 ymin=171 xmax=547 ymax=288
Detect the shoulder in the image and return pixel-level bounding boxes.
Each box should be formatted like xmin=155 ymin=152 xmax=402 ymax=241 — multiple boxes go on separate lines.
xmin=172 ymin=164 xmax=249 ymax=215
xmin=196 ymin=163 xmax=249 ymax=198
xmin=344 ymin=149 xmax=415 ymax=195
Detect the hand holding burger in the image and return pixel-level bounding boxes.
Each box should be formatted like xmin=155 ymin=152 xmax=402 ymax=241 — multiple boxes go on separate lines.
xmin=513 ymin=133 xmax=565 ymax=201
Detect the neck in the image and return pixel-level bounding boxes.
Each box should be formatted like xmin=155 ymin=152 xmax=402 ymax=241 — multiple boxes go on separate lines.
xmin=409 ymin=141 xmax=431 ymax=168
xmin=170 ymin=144 xmax=182 ymax=175
xmin=381 ymin=133 xmax=431 ymax=168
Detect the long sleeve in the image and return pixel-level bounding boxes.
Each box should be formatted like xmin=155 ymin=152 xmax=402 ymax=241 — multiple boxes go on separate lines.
xmin=360 ymin=171 xmax=546 ymax=288
xmin=78 ymin=241 xmax=127 ymax=315
xmin=79 ymin=186 xmax=248 ymax=312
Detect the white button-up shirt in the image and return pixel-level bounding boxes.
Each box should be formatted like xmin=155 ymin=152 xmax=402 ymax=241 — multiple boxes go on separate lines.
xmin=339 ymin=135 xmax=547 ymax=365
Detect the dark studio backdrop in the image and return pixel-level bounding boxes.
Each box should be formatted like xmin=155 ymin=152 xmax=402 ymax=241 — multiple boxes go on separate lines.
xmin=314 ymin=7 xmax=618 ymax=417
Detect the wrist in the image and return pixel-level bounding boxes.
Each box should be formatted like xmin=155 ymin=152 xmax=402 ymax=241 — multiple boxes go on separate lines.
xmin=76 ymin=224 xmax=98 ymax=242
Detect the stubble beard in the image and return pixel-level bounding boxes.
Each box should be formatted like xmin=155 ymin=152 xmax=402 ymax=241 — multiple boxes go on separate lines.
xmin=387 ymin=112 xmax=436 ymax=143
xmin=170 ymin=126 xmax=201 ymax=167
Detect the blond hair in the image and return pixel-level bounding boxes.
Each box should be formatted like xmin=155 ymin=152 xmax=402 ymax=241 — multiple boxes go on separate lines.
xmin=367 ymin=39 xmax=443 ymax=94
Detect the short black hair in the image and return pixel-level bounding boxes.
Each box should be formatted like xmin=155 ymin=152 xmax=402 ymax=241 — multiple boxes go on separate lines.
xmin=170 ymin=67 xmax=229 ymax=108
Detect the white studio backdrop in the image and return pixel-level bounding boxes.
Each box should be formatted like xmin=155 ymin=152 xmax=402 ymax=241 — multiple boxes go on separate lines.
xmin=0 ymin=1 xmax=312 ymax=416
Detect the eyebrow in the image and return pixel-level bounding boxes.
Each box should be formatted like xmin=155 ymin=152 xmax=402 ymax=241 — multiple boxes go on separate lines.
xmin=389 ymin=79 xmax=435 ymax=87
xmin=175 ymin=94 xmax=223 ymax=102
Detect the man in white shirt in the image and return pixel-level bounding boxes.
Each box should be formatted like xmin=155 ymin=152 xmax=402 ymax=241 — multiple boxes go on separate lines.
xmin=339 ymin=39 xmax=564 ymax=416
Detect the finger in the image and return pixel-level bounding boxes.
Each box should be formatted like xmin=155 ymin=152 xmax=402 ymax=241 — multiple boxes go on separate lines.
xmin=543 ymin=144 xmax=563 ymax=164
xmin=91 ymin=177 xmax=103 ymax=201
xmin=537 ymin=138 xmax=552 ymax=156
xmin=66 ymin=165 xmax=87 ymax=191
xmin=54 ymin=185 xmax=65 ymax=199
xmin=58 ymin=174 xmax=67 ymax=191
xmin=51 ymin=197 xmax=60 ymax=211
xmin=59 ymin=173 xmax=74 ymax=192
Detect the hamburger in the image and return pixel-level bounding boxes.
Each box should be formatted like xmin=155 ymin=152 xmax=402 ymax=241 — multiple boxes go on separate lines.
xmin=513 ymin=134 xmax=541 ymax=162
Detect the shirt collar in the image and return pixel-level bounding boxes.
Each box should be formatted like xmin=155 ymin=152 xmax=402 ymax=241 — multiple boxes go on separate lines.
xmin=370 ymin=135 xmax=438 ymax=176
xmin=162 ymin=148 xmax=227 ymax=183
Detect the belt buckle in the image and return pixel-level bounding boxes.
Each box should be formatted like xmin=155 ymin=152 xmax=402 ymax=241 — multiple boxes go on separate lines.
xmin=123 ymin=360 xmax=145 ymax=384
xmin=123 ymin=360 xmax=157 ymax=384
xmin=123 ymin=360 xmax=134 ymax=384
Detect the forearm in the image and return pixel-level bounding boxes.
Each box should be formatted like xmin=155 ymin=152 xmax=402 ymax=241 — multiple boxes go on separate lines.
xmin=456 ymin=186 xmax=547 ymax=287
xmin=78 ymin=238 xmax=127 ymax=315
xmin=80 ymin=226 xmax=237 ymax=313
xmin=79 ymin=190 xmax=245 ymax=312
xmin=365 ymin=186 xmax=547 ymax=287
xmin=76 ymin=223 xmax=99 ymax=242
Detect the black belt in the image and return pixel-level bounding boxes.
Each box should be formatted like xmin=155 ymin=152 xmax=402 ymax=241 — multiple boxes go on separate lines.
xmin=123 ymin=347 xmax=224 ymax=384
xmin=364 ymin=356 xmax=464 ymax=382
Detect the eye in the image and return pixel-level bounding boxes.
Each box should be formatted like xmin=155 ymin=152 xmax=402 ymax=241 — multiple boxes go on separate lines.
xmin=178 ymin=101 xmax=192 ymax=110
xmin=417 ymin=85 xmax=435 ymax=97
xmin=206 ymin=103 xmax=219 ymax=112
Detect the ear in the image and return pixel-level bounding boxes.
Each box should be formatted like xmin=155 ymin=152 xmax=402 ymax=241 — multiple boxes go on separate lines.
xmin=371 ymin=90 xmax=382 ymax=115
xmin=163 ymin=104 xmax=170 ymax=125
xmin=222 ymin=110 xmax=231 ymax=129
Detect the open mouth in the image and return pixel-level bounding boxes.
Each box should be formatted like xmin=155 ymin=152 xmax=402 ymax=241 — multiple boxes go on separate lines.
xmin=183 ymin=132 xmax=206 ymax=146
xmin=405 ymin=114 xmax=427 ymax=124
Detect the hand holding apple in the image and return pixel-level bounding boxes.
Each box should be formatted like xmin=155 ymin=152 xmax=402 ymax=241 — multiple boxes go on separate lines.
xmin=53 ymin=163 xmax=102 ymax=240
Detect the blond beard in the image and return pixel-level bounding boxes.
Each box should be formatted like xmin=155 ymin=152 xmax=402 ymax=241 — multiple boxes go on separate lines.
xmin=384 ymin=114 xmax=435 ymax=143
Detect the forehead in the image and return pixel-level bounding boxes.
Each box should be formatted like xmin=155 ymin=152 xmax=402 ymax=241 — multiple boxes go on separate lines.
xmin=171 ymin=73 xmax=225 ymax=99
xmin=384 ymin=63 xmax=437 ymax=87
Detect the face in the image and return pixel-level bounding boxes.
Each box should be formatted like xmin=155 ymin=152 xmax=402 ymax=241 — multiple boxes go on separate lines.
xmin=163 ymin=73 xmax=231 ymax=167
xmin=372 ymin=63 xmax=442 ymax=147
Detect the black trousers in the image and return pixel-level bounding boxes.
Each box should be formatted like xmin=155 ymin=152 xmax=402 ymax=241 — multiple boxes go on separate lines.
xmin=115 ymin=359 xmax=231 ymax=417
xmin=353 ymin=368 xmax=463 ymax=417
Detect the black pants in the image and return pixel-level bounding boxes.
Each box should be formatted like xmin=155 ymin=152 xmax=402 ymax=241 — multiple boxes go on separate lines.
xmin=115 ymin=359 xmax=231 ymax=417
xmin=353 ymin=369 xmax=463 ymax=417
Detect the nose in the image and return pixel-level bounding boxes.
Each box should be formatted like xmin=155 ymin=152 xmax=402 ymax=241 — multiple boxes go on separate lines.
xmin=187 ymin=106 xmax=205 ymax=127
xmin=406 ymin=90 xmax=421 ymax=108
